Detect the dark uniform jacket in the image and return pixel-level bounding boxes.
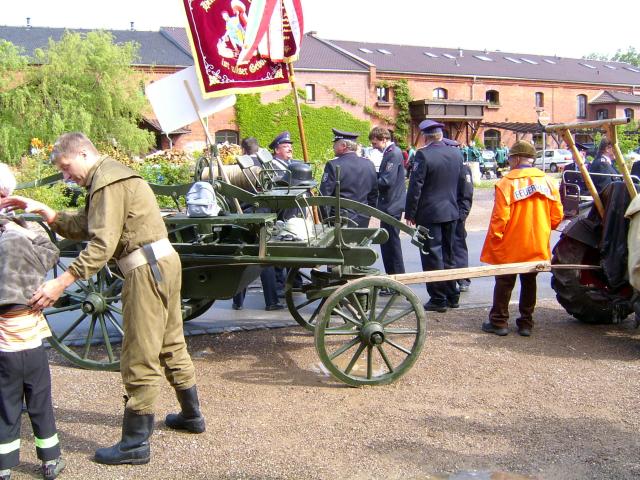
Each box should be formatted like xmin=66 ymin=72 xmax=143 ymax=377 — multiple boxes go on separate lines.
xmin=319 ymin=151 xmax=378 ymax=224
xmin=589 ymin=154 xmax=619 ymax=193
xmin=405 ymin=141 xmax=466 ymax=225
xmin=458 ymin=163 xmax=474 ymax=220
xmin=377 ymin=142 xmax=406 ymax=217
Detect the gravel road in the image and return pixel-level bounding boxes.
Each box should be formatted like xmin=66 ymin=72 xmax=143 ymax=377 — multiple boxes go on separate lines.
xmin=11 ymin=298 xmax=640 ymax=480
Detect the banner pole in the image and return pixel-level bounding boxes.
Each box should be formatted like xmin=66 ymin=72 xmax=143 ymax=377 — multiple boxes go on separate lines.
xmin=183 ymin=80 xmax=243 ymax=214
xmin=287 ymin=62 xmax=309 ymax=163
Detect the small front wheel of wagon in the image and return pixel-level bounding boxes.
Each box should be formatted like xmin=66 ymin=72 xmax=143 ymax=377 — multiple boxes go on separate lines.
xmin=44 ymin=262 xmax=123 ymax=371
xmin=314 ymin=277 xmax=426 ymax=387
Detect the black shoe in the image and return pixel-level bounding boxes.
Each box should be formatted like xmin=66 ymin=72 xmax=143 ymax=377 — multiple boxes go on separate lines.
xmin=232 ymin=303 xmax=243 ymax=310
xmin=265 ymin=303 xmax=285 ymax=311
xmin=481 ymin=321 xmax=509 ymax=336
xmin=423 ymin=301 xmax=447 ymax=313
xmin=94 ymin=409 xmax=153 ymax=465
xmin=42 ymin=457 xmax=66 ymax=480
xmin=447 ymin=298 xmax=460 ymax=309
xmin=379 ymin=287 xmax=395 ymax=297
xmin=165 ymin=385 xmax=206 ymax=434
xmin=518 ymin=328 xmax=531 ymax=337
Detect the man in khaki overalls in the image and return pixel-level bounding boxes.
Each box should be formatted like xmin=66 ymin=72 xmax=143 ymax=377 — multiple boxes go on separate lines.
xmin=0 ymin=132 xmax=206 ymax=465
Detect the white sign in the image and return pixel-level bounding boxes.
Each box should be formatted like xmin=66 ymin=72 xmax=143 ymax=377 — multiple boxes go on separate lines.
xmin=145 ymin=66 xmax=236 ymax=134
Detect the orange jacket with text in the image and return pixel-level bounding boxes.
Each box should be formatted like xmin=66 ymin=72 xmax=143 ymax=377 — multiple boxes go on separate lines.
xmin=480 ymin=168 xmax=563 ymax=265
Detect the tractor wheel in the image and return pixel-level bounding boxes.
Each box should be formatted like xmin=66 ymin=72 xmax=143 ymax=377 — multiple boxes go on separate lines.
xmin=551 ymin=235 xmax=631 ymax=324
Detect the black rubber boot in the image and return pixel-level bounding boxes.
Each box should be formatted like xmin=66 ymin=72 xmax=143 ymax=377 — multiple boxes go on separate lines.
xmin=94 ymin=409 xmax=154 ymax=465
xmin=165 ymin=385 xmax=206 ymax=433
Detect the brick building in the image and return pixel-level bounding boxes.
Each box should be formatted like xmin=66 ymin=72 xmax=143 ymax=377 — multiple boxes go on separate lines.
xmin=1 ymin=25 xmax=639 ymax=152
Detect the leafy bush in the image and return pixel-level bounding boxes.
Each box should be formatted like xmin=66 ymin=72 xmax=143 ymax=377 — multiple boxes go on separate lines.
xmin=235 ymin=92 xmax=371 ymax=177
xmin=14 ymin=152 xmax=74 ymax=211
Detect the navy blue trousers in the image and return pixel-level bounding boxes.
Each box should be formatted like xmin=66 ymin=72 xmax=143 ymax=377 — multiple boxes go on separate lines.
xmin=380 ymin=218 xmax=405 ymax=275
xmin=233 ymin=266 xmax=280 ymax=308
xmin=453 ymin=218 xmax=471 ymax=285
xmin=0 ymin=345 xmax=60 ymax=469
xmin=419 ymin=221 xmax=458 ymax=305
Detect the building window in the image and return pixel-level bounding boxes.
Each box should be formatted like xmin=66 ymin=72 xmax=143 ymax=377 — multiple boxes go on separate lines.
xmin=433 ymin=87 xmax=448 ymax=100
xmin=625 ymin=108 xmax=635 ymax=120
xmin=596 ymin=109 xmax=609 ymax=120
xmin=577 ymin=94 xmax=587 ymax=119
xmin=535 ymin=92 xmax=544 ymax=108
xmin=485 ymin=90 xmax=499 ymax=105
xmin=215 ymin=129 xmax=239 ymax=145
xmin=483 ymin=129 xmax=501 ymax=151
xmin=376 ymin=86 xmax=389 ymax=103
xmin=305 ymin=84 xmax=316 ymax=102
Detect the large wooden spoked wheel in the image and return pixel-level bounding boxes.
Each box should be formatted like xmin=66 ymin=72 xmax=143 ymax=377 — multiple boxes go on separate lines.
xmin=314 ymin=276 xmax=426 ymax=387
xmin=285 ymin=268 xmax=327 ymax=331
xmin=44 ymin=262 xmax=124 ymax=371
xmin=45 ymin=264 xmax=215 ymax=371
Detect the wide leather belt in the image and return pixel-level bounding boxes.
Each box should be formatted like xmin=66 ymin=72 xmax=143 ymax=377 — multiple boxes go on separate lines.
xmin=116 ymin=238 xmax=175 ymax=282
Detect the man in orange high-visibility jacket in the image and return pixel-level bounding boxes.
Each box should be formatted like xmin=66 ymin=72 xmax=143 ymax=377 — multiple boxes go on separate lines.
xmin=480 ymin=141 xmax=563 ymax=337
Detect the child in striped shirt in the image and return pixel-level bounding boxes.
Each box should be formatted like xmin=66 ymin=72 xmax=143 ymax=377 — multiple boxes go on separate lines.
xmin=0 ymin=163 xmax=64 ymax=480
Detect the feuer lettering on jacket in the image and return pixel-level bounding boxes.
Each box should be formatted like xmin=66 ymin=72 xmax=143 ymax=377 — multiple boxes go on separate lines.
xmin=513 ymin=182 xmax=552 ymax=201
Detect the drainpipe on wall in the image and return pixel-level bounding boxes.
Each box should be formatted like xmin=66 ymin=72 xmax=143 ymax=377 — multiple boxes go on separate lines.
xmin=368 ymin=65 xmax=377 ymax=105
xmin=470 ymin=76 xmax=477 ymax=100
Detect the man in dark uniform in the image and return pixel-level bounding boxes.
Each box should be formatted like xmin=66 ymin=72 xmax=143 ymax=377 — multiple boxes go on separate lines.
xmin=233 ymin=137 xmax=284 ymax=311
xmin=369 ymin=126 xmax=405 ymax=277
xmin=268 ymin=131 xmax=300 ymax=294
xmin=269 ymin=131 xmax=295 ymax=172
xmin=443 ymin=138 xmax=473 ymax=292
xmin=589 ymin=138 xmax=619 ymax=193
xmin=319 ymin=129 xmax=378 ymax=228
xmin=406 ymin=121 xmax=466 ymax=312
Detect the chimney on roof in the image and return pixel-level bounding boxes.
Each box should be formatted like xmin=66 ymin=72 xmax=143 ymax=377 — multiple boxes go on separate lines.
xmin=130 ymin=21 xmax=135 ymax=31
xmin=26 ymin=17 xmax=31 ymax=29
xmin=458 ymin=47 xmax=463 ymax=58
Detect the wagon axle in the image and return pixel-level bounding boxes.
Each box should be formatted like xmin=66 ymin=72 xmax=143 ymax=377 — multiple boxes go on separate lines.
xmin=81 ymin=292 xmax=107 ymax=314
xmin=361 ymin=323 xmax=385 ymax=346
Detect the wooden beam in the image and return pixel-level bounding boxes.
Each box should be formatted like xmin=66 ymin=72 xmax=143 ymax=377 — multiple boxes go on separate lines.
xmin=388 ymin=261 xmax=599 ymax=285
xmin=562 ymin=129 xmax=605 ymax=217
xmin=545 ymin=117 xmax=629 ymax=132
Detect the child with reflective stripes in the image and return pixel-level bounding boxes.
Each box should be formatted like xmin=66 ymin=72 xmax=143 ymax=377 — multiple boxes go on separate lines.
xmin=0 ymin=164 xmax=65 ymax=480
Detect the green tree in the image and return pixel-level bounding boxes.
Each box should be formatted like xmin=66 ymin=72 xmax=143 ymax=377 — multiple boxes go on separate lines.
xmin=0 ymin=31 xmax=154 ymax=163
xmin=584 ymin=46 xmax=640 ymax=67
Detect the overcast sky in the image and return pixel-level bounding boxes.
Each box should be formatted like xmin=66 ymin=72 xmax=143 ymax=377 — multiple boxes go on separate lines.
xmin=2 ymin=0 xmax=638 ymax=59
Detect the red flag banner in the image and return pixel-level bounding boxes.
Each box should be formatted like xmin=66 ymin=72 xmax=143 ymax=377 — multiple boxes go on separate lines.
xmin=183 ymin=0 xmax=303 ymax=98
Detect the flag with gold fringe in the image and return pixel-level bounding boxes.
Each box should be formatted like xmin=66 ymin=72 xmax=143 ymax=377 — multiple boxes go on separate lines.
xmin=183 ymin=0 xmax=304 ymax=98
